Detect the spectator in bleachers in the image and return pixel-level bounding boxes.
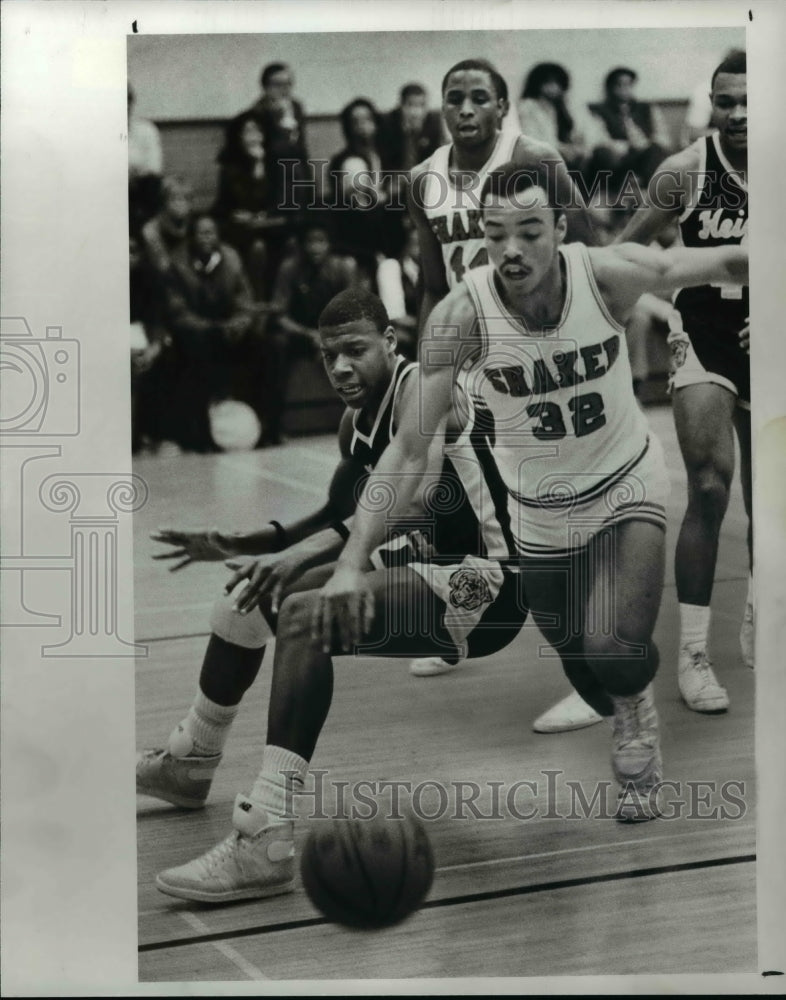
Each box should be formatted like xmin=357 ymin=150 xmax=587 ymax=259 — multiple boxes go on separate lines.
xmin=128 ymin=83 xmax=163 ymax=234
xmin=213 ymin=113 xmax=288 ymax=301
xmin=375 ymin=217 xmax=421 ymax=360
xmin=164 ymin=214 xmax=265 ymax=452
xmin=265 ymin=218 xmax=359 ymax=445
xmin=381 ymin=83 xmax=444 ymax=173
xmin=587 ymin=67 xmax=672 ymax=197
xmin=140 ymin=176 xmax=192 ymax=279
xmin=234 ymin=61 xmax=310 ymax=213
xmin=517 ymin=63 xmax=592 ymax=173
xmin=329 ymin=98 xmax=399 ymax=276
xmin=380 ymin=83 xmax=443 ymax=251
xmin=129 ymin=235 xmax=174 ymax=453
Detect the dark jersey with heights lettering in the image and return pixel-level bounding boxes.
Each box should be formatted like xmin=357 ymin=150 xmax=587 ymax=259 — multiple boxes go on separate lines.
xmin=674 ymin=132 xmax=749 ymax=400
xmin=349 ymin=356 xmax=417 ymax=472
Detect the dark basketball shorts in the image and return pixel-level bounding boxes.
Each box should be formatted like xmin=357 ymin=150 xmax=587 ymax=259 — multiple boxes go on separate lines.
xmin=371 ymin=534 xmax=527 ymax=661
xmin=670 ymin=312 xmax=750 ymax=408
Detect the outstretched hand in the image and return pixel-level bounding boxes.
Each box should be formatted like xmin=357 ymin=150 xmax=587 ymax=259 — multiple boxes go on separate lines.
xmin=312 ymin=565 xmax=375 ymax=653
xmin=151 ymin=527 xmax=240 ymax=571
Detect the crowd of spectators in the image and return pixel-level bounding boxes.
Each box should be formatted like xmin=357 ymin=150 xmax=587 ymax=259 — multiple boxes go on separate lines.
xmin=128 ymin=56 xmax=698 ymax=453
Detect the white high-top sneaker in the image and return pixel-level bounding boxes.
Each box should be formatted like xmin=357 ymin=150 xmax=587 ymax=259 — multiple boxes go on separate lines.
xmin=611 ymin=684 xmax=662 ymax=823
xmin=678 ymin=646 xmax=730 ymax=713
xmin=136 ymin=747 xmax=221 ymax=809
xmin=155 ymin=794 xmax=295 ymax=903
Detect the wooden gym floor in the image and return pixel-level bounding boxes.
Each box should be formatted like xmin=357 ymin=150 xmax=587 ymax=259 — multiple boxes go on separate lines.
xmin=134 ymin=405 xmax=756 ymax=982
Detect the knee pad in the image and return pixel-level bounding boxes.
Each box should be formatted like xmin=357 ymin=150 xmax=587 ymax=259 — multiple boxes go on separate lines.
xmin=209 ymin=591 xmax=273 ymax=649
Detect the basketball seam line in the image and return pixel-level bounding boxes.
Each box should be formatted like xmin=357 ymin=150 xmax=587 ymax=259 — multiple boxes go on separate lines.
xmin=304 ymin=832 xmax=372 ymax=924
xmin=138 ymin=851 xmax=755 ymax=953
xmin=346 ymin=814 xmax=381 ymax=917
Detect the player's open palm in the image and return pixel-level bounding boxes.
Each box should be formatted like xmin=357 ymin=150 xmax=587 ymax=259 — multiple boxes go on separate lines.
xmin=151 ymin=527 xmax=240 ymax=571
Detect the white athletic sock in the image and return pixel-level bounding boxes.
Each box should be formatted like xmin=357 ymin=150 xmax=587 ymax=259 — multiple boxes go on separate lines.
xmin=679 ymin=603 xmax=711 ymax=653
xmin=249 ymin=744 xmax=308 ymax=825
xmin=167 ymin=690 xmax=238 ymax=757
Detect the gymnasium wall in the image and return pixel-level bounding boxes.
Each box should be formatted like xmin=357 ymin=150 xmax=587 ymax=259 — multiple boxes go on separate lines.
xmin=128 ymin=27 xmax=745 ymax=121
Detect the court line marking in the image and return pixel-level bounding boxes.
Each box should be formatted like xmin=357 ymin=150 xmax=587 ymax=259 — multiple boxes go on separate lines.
xmin=137 ymin=824 xmax=754 ymax=918
xmin=137 ymin=631 xmax=212 ymax=645
xmin=214 ymin=455 xmax=325 ymax=497
xmin=266 ymin=444 xmax=339 ymax=466
xmin=139 ymin=852 xmax=754 ymax=953
xmin=435 ymin=825 xmax=754 ymax=873
xmin=178 ymin=912 xmax=269 ymax=980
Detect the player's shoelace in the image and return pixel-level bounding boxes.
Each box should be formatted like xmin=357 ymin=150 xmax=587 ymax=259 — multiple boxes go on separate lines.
xmin=688 ymin=649 xmax=721 ymax=689
xmin=614 ymin=696 xmax=642 ymax=748
xmin=196 ymin=831 xmax=240 ymax=875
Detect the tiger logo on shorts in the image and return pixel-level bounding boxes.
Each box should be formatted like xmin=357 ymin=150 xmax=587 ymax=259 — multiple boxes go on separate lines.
xmin=667 ymin=327 xmax=690 ymax=373
xmin=447 ymin=567 xmax=492 ymax=611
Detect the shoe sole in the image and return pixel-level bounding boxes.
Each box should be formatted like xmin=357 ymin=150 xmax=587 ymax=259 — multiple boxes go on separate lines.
xmin=155 ymin=876 xmax=294 ymax=903
xmin=533 ymin=713 xmax=604 ymax=734
xmin=136 ymin=784 xmax=207 ymax=810
xmin=679 ymin=694 xmax=729 ymax=714
xmin=410 ymin=663 xmax=458 ymax=677
xmin=615 ymin=803 xmax=660 ymax=823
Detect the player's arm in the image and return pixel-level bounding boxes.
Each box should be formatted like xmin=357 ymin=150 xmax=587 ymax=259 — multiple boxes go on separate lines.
xmin=591 ymin=241 xmax=748 ymax=326
xmin=513 ymin=136 xmax=598 ymax=246
xmin=152 ymin=411 xmax=361 ymax=571
xmin=315 ymin=288 xmax=478 ymax=650
xmin=406 ymin=163 xmax=450 ymax=325
xmin=223 ymin=411 xmax=376 ymax=613
xmin=244 ymin=410 xmax=364 ymax=545
xmin=614 ymin=148 xmax=695 ymax=246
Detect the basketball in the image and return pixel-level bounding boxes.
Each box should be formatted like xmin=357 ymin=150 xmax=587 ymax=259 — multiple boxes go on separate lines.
xmin=300 ymin=814 xmax=435 ymax=929
xmin=208 ymin=400 xmax=262 ymax=451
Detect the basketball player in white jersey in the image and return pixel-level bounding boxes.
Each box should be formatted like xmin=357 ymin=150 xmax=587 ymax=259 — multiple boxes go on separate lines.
xmin=615 ymin=52 xmax=751 ymax=711
xmin=410 ymin=58 xmax=597 ymax=322
xmin=151 ymin=164 xmax=746 ymax=906
xmin=406 ymin=60 xmax=602 ymax=735
xmin=312 ymin=164 xmax=746 ymax=816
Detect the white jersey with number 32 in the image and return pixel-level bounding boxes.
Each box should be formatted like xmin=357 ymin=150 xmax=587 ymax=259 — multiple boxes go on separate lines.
xmin=460 ymin=244 xmax=655 ymax=536
xmin=418 ymin=130 xmax=518 ymax=289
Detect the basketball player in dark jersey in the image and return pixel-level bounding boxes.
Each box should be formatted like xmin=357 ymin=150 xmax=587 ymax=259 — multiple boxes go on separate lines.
xmin=138 ymin=288 xmax=509 ymax=810
xmin=616 ymin=51 xmax=751 ymax=712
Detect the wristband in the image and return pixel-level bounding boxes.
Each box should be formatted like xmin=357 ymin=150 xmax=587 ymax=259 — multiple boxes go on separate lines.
xmin=332 ymin=521 xmax=350 ymax=542
xmin=269 ymin=520 xmax=288 ymax=552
